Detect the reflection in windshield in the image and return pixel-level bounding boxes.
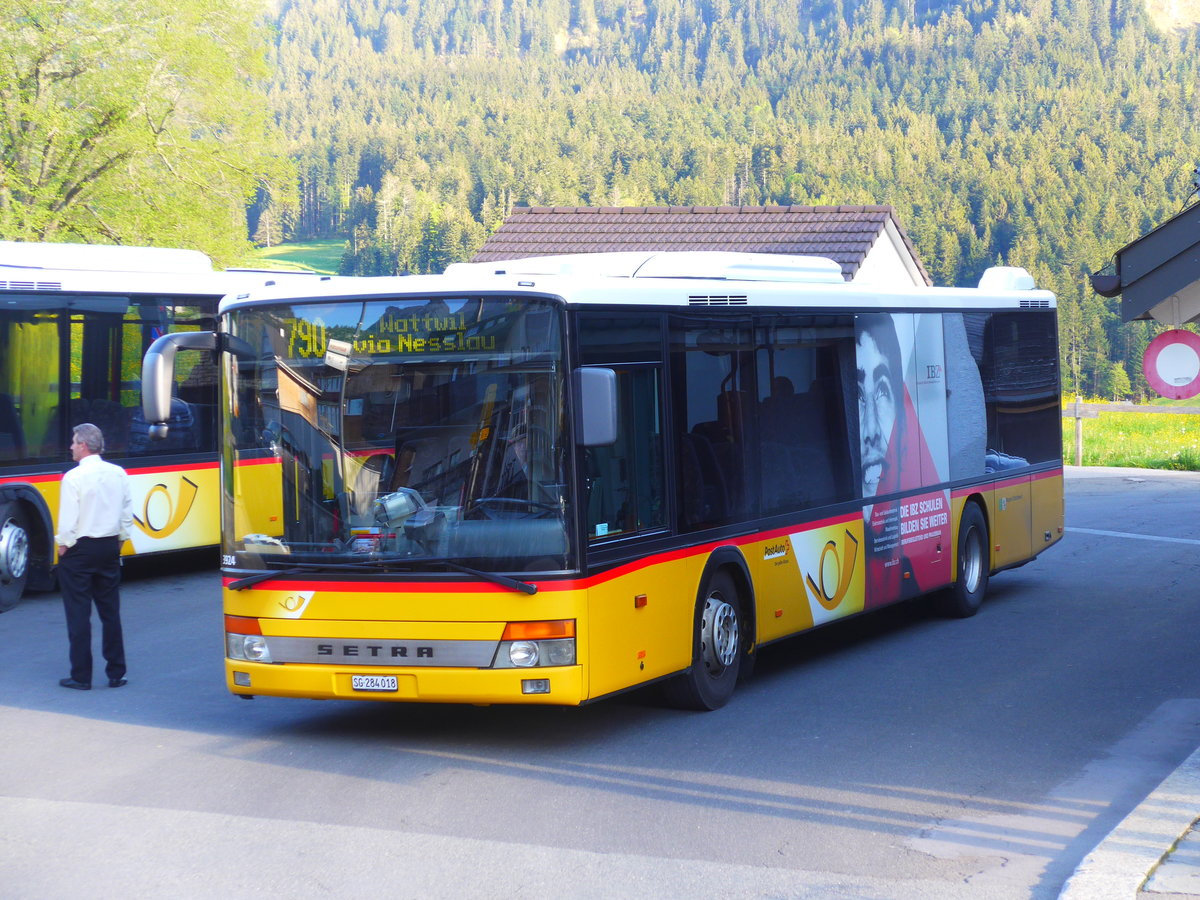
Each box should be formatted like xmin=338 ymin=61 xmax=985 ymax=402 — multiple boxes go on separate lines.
xmin=222 ymin=295 xmax=572 ymax=574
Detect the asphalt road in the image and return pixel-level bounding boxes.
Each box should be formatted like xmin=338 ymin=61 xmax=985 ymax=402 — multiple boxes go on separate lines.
xmin=3 ymin=467 xmax=1200 ymax=899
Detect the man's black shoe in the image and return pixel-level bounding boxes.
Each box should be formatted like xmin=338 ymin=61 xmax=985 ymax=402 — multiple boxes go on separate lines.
xmin=108 ymin=678 xmax=127 ymax=688
xmin=59 ymin=678 xmax=91 ymax=690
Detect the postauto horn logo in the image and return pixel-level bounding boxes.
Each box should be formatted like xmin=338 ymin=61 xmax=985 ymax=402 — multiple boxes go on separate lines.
xmin=133 ymin=476 xmax=200 ymax=538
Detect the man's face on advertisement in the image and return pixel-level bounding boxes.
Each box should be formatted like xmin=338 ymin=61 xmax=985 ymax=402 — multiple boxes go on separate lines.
xmin=857 ymin=330 xmax=896 ymax=498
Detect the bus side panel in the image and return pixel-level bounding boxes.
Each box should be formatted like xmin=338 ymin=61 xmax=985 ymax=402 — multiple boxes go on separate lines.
xmin=125 ymin=463 xmax=220 ymax=553
xmin=745 ymin=514 xmax=864 ymax=644
xmin=989 ymin=474 xmax=1033 ymax=569
xmin=1031 ymin=469 xmax=1065 ymax=555
xmin=585 ymin=556 xmax=699 ymax=700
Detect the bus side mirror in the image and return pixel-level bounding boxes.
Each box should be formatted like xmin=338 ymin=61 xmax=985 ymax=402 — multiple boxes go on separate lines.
xmin=573 ymin=367 xmax=617 ymax=446
xmin=142 ymin=331 xmax=218 ymax=439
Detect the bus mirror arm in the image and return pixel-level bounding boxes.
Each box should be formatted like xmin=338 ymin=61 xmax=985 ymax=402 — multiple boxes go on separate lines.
xmin=573 ymin=367 xmax=617 ymax=446
xmin=142 ymin=330 xmax=218 ymax=438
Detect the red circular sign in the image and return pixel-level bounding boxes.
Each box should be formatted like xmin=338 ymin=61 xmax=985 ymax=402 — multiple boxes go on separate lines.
xmin=1143 ymin=330 xmax=1200 ymax=399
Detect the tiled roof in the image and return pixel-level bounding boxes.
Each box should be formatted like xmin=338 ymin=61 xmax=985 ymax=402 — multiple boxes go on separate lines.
xmin=473 ymin=205 xmax=930 ymax=284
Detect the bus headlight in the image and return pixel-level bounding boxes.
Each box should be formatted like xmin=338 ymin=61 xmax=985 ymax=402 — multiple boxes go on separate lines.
xmin=493 ymin=620 xmax=576 ymax=669
xmin=496 ymin=638 xmax=575 ymax=668
xmin=509 ymin=641 xmax=539 ymax=667
xmin=227 ymin=633 xmax=273 ymax=663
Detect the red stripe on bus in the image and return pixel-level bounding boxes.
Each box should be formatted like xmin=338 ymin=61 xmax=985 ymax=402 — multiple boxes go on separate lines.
xmin=220 ymin=510 xmax=864 ymax=596
xmin=125 ymin=461 xmax=219 ymax=476
xmin=233 ymin=456 xmax=282 ymax=467
xmin=951 ymin=466 xmax=1063 ymax=498
xmin=1031 ymin=467 xmax=1063 ymax=483
xmin=0 ymin=473 xmax=60 ymax=485
xmin=221 ymin=471 xmax=1063 ymax=597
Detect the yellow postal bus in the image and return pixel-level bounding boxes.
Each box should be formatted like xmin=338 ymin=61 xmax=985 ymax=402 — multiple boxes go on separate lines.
xmin=0 ymin=241 xmax=324 ymax=611
xmin=143 ymin=252 xmax=1063 ymax=708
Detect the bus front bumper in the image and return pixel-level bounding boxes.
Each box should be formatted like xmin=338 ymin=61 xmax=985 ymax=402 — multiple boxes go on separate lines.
xmin=225 ymin=660 xmax=585 ymax=706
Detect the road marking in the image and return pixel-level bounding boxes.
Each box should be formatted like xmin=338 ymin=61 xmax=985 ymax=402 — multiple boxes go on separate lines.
xmin=1066 ymin=527 xmax=1200 ymax=546
xmin=910 ymin=700 xmax=1200 ymax=896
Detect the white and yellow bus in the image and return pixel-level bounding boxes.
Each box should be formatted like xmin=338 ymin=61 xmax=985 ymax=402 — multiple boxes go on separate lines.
xmin=143 ymin=252 xmax=1063 ymax=709
xmin=0 ymin=241 xmax=327 ymax=611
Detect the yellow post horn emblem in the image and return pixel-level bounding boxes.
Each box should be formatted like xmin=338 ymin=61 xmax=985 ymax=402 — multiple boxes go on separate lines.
xmin=805 ymin=530 xmax=860 ymax=611
xmin=133 ymin=476 xmax=199 ymax=538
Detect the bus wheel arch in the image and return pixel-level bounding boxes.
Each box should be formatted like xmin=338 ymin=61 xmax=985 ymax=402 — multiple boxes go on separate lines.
xmin=0 ymin=500 xmax=31 ymax=611
xmin=935 ymin=498 xmax=990 ymax=618
xmin=0 ymin=488 xmax=55 ymax=612
xmin=665 ymin=550 xmax=756 ymax=711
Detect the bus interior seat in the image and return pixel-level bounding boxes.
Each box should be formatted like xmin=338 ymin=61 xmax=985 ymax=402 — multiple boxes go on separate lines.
xmin=0 ymin=394 xmax=25 ymax=459
xmin=680 ymin=431 xmax=728 ymax=526
xmin=758 ymin=384 xmax=837 ymax=508
xmin=127 ymin=398 xmax=199 ymax=452
xmin=70 ymin=398 xmax=129 ymax=453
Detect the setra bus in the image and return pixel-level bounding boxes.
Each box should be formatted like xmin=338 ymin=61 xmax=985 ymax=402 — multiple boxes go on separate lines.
xmin=142 ymin=251 xmax=1064 ymax=709
xmin=0 ymin=241 xmax=326 ymax=611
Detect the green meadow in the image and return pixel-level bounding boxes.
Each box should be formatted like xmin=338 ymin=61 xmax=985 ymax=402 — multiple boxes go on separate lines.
xmin=1063 ymin=404 xmax=1200 ymax=470
xmin=248 ymin=240 xmax=345 ymax=275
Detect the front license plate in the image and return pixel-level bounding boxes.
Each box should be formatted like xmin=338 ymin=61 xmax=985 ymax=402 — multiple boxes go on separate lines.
xmin=351 ymin=675 xmax=398 ymax=692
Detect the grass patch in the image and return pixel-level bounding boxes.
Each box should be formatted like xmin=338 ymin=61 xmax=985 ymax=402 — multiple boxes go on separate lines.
xmin=1063 ymin=410 xmax=1200 ymax=470
xmin=247 ymin=239 xmax=346 ymax=275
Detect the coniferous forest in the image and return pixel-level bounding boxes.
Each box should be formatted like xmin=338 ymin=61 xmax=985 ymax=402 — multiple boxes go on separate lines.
xmin=260 ymin=1 xmax=1197 ymax=396
xmin=7 ymin=1 xmax=1198 ymax=397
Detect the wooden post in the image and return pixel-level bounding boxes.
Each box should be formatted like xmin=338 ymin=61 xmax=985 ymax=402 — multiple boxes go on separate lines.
xmin=1073 ymin=395 xmax=1083 ymax=466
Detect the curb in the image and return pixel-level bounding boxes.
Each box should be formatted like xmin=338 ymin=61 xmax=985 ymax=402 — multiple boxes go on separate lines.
xmin=1060 ymin=744 xmax=1200 ymax=898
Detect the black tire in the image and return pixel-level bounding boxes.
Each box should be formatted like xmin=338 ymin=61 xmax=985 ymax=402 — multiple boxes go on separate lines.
xmin=665 ymin=570 xmax=744 ymax=710
xmin=935 ymin=502 xmax=989 ymax=618
xmin=0 ymin=501 xmax=30 ymax=613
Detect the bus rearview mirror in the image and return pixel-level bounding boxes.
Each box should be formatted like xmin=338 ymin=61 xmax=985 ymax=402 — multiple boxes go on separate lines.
xmin=574 ymin=367 xmax=617 ymax=446
xmin=142 ymin=330 xmax=218 ymax=438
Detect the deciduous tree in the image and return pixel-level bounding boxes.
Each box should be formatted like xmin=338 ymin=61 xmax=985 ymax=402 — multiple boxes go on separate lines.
xmin=0 ymin=0 xmax=288 ymax=264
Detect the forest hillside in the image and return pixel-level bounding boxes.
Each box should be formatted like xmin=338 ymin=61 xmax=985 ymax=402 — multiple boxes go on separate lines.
xmin=254 ymin=0 xmax=1200 ymax=397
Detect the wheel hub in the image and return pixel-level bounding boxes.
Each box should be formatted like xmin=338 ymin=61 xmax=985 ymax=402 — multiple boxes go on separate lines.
xmin=962 ymin=527 xmax=982 ymax=592
xmin=700 ymin=595 xmax=739 ymax=674
xmin=0 ymin=516 xmax=28 ymax=582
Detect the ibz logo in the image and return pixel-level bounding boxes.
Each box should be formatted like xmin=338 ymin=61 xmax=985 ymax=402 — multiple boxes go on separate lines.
xmin=133 ymin=476 xmax=199 ymax=538
xmin=803 ymin=529 xmax=860 ymax=611
xmin=925 ymin=364 xmax=943 ymax=380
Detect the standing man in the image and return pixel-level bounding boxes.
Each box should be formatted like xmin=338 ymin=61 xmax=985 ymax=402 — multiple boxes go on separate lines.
xmin=56 ymin=423 xmax=134 ymax=690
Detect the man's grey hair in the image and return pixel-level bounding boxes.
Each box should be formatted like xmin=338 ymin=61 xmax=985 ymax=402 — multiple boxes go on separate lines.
xmin=73 ymin=423 xmax=105 ymax=454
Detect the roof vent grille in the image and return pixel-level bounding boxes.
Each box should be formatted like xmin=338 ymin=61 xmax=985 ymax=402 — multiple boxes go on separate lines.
xmin=1019 ymin=298 xmax=1050 ymax=308
xmin=0 ymin=280 xmax=61 ymax=291
xmin=689 ymin=295 xmax=748 ymax=306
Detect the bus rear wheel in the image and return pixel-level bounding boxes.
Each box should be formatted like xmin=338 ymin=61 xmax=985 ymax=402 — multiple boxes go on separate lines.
xmin=0 ymin=501 xmax=30 ymax=612
xmin=935 ymin=502 xmax=989 ymax=618
xmin=665 ymin=570 xmax=743 ymax=711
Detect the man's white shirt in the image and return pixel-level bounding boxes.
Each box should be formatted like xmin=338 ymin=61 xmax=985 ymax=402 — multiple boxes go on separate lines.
xmin=55 ymin=454 xmax=134 ymax=549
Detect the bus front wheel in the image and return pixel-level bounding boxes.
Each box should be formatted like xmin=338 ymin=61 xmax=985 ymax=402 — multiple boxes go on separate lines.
xmin=936 ymin=502 xmax=989 ymax=618
xmin=665 ymin=570 xmax=743 ymax=711
xmin=0 ymin=501 xmax=30 ymax=612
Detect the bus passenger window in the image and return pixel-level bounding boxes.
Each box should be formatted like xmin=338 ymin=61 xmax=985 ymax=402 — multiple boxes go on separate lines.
xmin=672 ymin=319 xmax=755 ymax=531
xmin=0 ymin=312 xmax=61 ymax=464
xmin=964 ymin=311 xmax=1061 ymax=468
xmin=576 ymin=314 xmax=666 ymax=542
xmin=756 ymin=316 xmax=856 ymax=515
xmin=586 ymin=367 xmax=665 ymax=541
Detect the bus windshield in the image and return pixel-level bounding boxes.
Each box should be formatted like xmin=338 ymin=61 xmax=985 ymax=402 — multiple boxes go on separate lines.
xmin=223 ymin=295 xmax=572 ymax=575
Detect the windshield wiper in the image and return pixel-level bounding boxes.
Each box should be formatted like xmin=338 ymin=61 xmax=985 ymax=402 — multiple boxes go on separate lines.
xmin=227 ymin=560 xmax=386 ymax=590
xmin=227 ymin=558 xmax=538 ymax=594
xmin=434 ymin=560 xmax=538 ymax=595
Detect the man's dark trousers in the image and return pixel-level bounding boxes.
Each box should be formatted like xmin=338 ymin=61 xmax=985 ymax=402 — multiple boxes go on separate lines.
xmin=59 ymin=535 xmax=125 ymax=685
